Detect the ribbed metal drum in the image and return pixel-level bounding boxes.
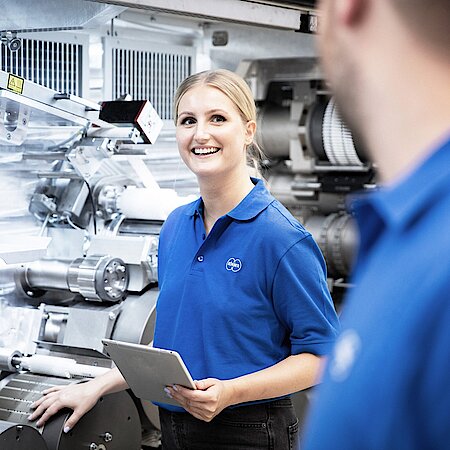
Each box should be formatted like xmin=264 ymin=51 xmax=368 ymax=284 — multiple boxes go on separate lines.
xmin=0 ymin=373 xmax=141 ymax=450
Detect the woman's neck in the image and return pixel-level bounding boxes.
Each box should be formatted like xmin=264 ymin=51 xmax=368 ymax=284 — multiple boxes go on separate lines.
xmin=199 ymin=170 xmax=255 ymax=233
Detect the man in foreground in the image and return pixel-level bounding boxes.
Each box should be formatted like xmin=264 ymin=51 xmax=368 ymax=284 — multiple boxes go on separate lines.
xmin=304 ymin=0 xmax=450 ymax=448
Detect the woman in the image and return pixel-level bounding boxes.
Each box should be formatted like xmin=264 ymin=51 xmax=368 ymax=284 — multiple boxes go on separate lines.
xmin=29 ymin=69 xmax=339 ymax=449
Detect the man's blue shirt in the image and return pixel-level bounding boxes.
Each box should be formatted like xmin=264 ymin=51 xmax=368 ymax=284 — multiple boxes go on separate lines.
xmin=154 ymin=179 xmax=339 ymax=412
xmin=304 ymin=137 xmax=450 ymax=449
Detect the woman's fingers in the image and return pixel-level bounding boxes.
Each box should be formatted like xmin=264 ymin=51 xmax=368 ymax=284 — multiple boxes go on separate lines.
xmin=28 ymin=382 xmax=98 ymax=431
xmin=166 ymin=380 xmax=226 ymax=422
xmin=29 ymin=395 xmax=65 ymax=426
xmin=41 ymin=385 xmax=64 ymax=395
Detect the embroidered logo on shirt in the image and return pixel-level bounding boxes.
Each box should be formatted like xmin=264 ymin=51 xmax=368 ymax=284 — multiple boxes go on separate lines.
xmin=225 ymin=258 xmax=242 ymax=272
xmin=329 ymin=329 xmax=361 ymax=382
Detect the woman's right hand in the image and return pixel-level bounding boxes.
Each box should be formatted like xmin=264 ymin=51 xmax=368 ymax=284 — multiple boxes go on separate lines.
xmin=28 ymin=379 xmax=101 ymax=432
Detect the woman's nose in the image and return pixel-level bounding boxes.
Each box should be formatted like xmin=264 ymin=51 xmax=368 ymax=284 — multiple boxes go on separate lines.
xmin=194 ymin=123 xmax=210 ymax=142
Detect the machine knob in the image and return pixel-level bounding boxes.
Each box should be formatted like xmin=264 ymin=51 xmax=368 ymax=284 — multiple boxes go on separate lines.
xmin=68 ymin=255 xmax=129 ymax=302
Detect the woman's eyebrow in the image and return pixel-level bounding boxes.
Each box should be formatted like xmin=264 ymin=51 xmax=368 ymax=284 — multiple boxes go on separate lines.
xmin=178 ymin=109 xmax=227 ymax=117
xmin=205 ymin=109 xmax=227 ymax=115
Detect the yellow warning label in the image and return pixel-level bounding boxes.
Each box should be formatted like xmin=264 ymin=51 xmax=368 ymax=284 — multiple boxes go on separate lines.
xmin=7 ymin=74 xmax=24 ymax=95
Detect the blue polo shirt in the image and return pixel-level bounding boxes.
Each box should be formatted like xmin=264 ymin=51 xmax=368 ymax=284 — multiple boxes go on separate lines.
xmin=154 ymin=178 xmax=339 ymax=412
xmin=303 ymin=136 xmax=450 ymax=449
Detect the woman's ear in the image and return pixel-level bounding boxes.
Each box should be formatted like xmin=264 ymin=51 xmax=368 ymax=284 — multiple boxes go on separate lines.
xmin=245 ymin=120 xmax=257 ymax=146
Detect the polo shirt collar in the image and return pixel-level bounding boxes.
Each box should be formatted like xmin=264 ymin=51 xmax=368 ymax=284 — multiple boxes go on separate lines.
xmin=184 ymin=197 xmax=203 ymax=217
xmin=184 ymin=178 xmax=273 ymax=221
xmin=227 ymin=178 xmax=273 ymax=220
xmin=352 ymin=135 xmax=450 ymax=230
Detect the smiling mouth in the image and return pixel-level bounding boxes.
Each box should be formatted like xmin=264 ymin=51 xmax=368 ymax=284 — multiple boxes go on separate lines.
xmin=192 ymin=147 xmax=221 ymax=156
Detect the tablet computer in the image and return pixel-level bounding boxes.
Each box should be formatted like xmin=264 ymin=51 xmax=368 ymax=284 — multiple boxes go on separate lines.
xmin=102 ymin=339 xmax=196 ymax=406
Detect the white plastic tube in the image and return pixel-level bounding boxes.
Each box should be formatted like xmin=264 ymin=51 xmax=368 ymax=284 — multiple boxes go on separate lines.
xmin=20 ymin=354 xmax=109 ymax=379
xmin=117 ymin=187 xmax=197 ymax=220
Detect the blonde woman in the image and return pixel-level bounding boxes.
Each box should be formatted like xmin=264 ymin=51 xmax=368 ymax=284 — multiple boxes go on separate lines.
xmin=30 ymin=69 xmax=339 ymax=449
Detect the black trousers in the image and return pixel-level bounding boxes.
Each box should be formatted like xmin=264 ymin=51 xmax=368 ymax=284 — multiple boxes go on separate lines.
xmin=159 ymin=397 xmax=299 ymax=450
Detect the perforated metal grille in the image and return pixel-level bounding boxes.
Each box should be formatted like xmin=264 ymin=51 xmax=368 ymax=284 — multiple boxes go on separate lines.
xmin=108 ymin=41 xmax=194 ymax=120
xmin=0 ymin=37 xmax=84 ymax=96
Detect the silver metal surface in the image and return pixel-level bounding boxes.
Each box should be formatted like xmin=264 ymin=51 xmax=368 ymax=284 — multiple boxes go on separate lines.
xmin=0 ymin=0 xmax=125 ymax=32
xmin=18 ymin=255 xmax=129 ymax=303
xmin=257 ymin=103 xmax=296 ymax=158
xmin=0 ymin=305 xmax=44 ymax=355
xmin=0 ymin=348 xmax=21 ymax=372
xmin=0 ymin=98 xmax=30 ymax=145
xmin=112 ymin=290 xmax=158 ymax=345
xmin=0 ymin=70 xmax=96 ymax=129
xmin=305 ymin=213 xmax=358 ymax=278
xmin=237 ymin=57 xmax=321 ymax=101
xmin=68 ymin=255 xmax=129 ymax=302
xmin=87 ymin=235 xmax=158 ymax=290
xmin=25 ymin=259 xmax=71 ymax=290
xmin=62 ymin=303 xmax=122 ymax=351
xmin=92 ymin=0 xmax=303 ymax=30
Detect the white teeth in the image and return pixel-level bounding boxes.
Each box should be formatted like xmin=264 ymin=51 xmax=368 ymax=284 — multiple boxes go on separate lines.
xmin=192 ymin=147 xmax=220 ymax=155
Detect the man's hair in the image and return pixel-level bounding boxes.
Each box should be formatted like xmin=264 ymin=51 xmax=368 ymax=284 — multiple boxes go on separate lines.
xmin=391 ymin=0 xmax=450 ymax=55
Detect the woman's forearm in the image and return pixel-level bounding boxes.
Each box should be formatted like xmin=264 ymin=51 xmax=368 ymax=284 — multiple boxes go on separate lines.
xmin=91 ymin=367 xmax=129 ymax=396
xmin=224 ymin=353 xmax=323 ymax=405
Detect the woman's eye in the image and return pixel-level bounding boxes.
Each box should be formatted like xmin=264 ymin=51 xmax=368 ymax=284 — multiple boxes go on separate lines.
xmin=211 ymin=115 xmax=226 ymax=123
xmin=180 ymin=117 xmax=196 ymax=126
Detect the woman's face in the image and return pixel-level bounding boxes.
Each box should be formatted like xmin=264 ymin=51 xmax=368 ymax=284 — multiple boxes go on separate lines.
xmin=175 ymin=84 xmax=255 ymax=181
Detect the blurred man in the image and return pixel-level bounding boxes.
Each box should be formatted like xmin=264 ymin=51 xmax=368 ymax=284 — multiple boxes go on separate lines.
xmin=303 ymin=0 xmax=450 ymax=449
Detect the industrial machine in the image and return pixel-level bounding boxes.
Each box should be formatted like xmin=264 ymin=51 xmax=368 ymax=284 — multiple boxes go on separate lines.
xmin=0 ymin=58 xmax=374 ymax=448
xmin=0 ymin=2 xmax=375 ymax=449
xmin=238 ymin=57 xmax=375 ymax=305
xmin=0 ymin=70 xmax=198 ymax=449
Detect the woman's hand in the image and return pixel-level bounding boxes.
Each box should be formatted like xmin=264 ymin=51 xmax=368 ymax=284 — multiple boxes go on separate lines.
xmin=28 ymin=380 xmax=101 ymax=432
xmin=166 ymin=378 xmax=235 ymax=422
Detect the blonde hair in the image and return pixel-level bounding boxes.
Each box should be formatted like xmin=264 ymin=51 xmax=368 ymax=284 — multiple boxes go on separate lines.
xmin=173 ymin=69 xmax=265 ymax=177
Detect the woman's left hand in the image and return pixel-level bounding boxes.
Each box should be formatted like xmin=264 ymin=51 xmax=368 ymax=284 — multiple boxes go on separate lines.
xmin=165 ymin=378 xmax=235 ymax=422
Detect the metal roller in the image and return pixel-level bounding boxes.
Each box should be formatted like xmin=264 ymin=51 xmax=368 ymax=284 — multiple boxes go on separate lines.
xmin=257 ymin=103 xmax=297 ymax=158
xmin=0 ymin=373 xmax=141 ymax=450
xmin=0 ymin=348 xmax=22 ymax=372
xmin=67 ymin=255 xmax=128 ymax=302
xmin=304 ymin=212 xmax=358 ymax=277
xmin=16 ymin=255 xmax=129 ymax=302
xmin=257 ymin=96 xmax=367 ymax=167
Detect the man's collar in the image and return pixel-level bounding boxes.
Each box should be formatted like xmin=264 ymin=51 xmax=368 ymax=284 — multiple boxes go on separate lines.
xmin=352 ymin=137 xmax=450 ymax=229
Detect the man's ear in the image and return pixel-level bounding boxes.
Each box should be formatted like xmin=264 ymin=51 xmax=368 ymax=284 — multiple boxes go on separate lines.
xmin=336 ymin=0 xmax=368 ymax=26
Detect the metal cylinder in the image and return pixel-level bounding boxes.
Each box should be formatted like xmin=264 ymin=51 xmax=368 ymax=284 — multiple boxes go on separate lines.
xmin=305 ymin=212 xmax=358 ymax=277
xmin=0 ymin=348 xmax=22 ymax=372
xmin=67 ymin=255 xmax=129 ymax=302
xmin=24 ymin=259 xmax=70 ymax=290
xmin=17 ymin=256 xmax=129 ymax=303
xmin=257 ymin=104 xmax=297 ymax=158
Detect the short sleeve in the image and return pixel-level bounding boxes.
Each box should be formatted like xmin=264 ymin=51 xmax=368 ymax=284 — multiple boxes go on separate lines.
xmin=272 ymin=235 xmax=340 ymax=356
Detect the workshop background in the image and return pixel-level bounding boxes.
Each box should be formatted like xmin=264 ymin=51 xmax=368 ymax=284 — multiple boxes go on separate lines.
xmin=0 ymin=1 xmax=373 ymax=449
